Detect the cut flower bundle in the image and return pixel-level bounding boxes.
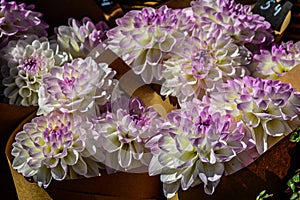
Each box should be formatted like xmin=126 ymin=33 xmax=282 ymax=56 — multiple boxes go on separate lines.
xmin=2 ymin=0 xmax=300 ymax=199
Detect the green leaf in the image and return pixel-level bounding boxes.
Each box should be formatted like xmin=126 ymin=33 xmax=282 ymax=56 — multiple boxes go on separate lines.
xmin=290 ymin=193 xmax=298 ymax=200
xmin=290 ymin=129 xmax=300 ymax=143
xmin=256 ymin=190 xmax=273 ymax=200
xmin=288 ymin=179 xmax=294 ymax=187
xmin=293 ymin=174 xmax=300 ymax=183
xmin=291 ymin=183 xmax=296 ymax=192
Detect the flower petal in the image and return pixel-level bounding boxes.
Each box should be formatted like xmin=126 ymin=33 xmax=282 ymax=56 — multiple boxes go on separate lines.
xmin=146 ymin=48 xmax=162 ymax=65
xmin=118 ymin=144 xmax=132 ymax=168
xmin=36 ymin=165 xmax=52 ymax=188
xmin=72 ymin=156 xmax=88 ymax=175
xmin=252 ymin=125 xmax=268 ymax=154
xmin=159 ymin=35 xmax=176 ymax=52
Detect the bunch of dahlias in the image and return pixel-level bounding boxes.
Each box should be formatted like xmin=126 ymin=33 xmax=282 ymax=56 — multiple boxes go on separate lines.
xmin=4 ymin=0 xmax=300 ymax=198
xmin=191 ymin=0 xmax=274 ymax=47
xmin=1 ymin=0 xmax=119 ymax=187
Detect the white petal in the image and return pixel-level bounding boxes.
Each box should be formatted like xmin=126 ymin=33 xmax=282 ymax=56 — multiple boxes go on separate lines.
xmin=243 ymin=112 xmax=260 ymax=127
xmin=130 ymin=141 xmax=144 ymax=160
xmin=103 ymin=133 xmax=121 ymax=153
xmin=181 ymin=162 xmax=199 ymax=190
xmin=158 ymin=135 xmax=177 ymax=152
xmin=82 ymin=157 xmax=100 ymax=177
xmin=132 ymin=32 xmax=152 ymax=47
xmin=148 ymin=156 xmax=163 ymax=176
xmin=36 ymin=165 xmax=52 ymax=188
xmin=163 ymin=181 xmax=181 ymax=199
xmin=141 ymin=63 xmax=154 ymax=84
xmin=63 ymin=149 xmax=79 ymax=165
xmin=132 ymin=50 xmax=147 ymax=73
xmin=176 ymin=135 xmax=193 ymax=152
xmin=146 ymin=48 xmax=162 ymax=65
xmin=263 ymin=119 xmax=288 ymax=137
xmin=158 ymin=153 xmax=175 ymax=168
xmin=51 ymin=163 xmax=67 ymax=181
xmin=159 ymin=35 xmax=176 ymax=52
xmin=118 ymin=144 xmax=132 ymax=168
xmin=253 ymin=125 xmax=268 ymax=154
xmin=72 ymin=156 xmax=88 ymax=175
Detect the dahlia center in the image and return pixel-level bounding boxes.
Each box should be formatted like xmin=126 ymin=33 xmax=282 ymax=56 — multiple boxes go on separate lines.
xmin=146 ymin=13 xmax=160 ymax=25
xmin=140 ymin=10 xmax=169 ymax=26
xmin=193 ymin=51 xmax=207 ymax=62
xmin=50 ymin=127 xmax=63 ymax=139
xmin=64 ymin=77 xmax=75 ymax=86
xmin=60 ymin=76 xmax=76 ymax=95
xmin=129 ymin=109 xmax=149 ymax=126
xmin=23 ymin=58 xmax=39 ymax=74
xmin=131 ymin=112 xmax=144 ymax=125
xmin=195 ymin=115 xmax=212 ymax=133
xmin=43 ymin=122 xmax=70 ymax=143
xmin=192 ymin=51 xmax=209 ymax=79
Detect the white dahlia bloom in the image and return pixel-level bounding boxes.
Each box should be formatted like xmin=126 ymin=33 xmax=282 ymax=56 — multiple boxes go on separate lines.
xmin=161 ymin=25 xmax=247 ymax=104
xmin=38 ymin=57 xmax=118 ymax=116
xmin=1 ymin=35 xmax=68 ymax=106
xmin=107 ymin=5 xmax=195 ymax=84
xmin=11 ymin=110 xmax=104 ymax=188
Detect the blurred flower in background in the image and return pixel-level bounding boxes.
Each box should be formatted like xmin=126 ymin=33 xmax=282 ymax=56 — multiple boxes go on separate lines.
xmin=56 ymin=17 xmax=110 ymax=59
xmin=0 ymin=0 xmax=48 ymax=48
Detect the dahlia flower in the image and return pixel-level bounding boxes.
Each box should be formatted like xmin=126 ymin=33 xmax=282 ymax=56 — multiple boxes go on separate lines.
xmin=160 ymin=25 xmax=248 ymax=104
xmin=0 ymin=35 xmax=68 ymax=106
xmin=56 ymin=17 xmax=109 ymax=58
xmin=147 ymin=98 xmax=255 ymax=198
xmin=0 ymin=0 xmax=48 ymax=48
xmin=209 ymin=76 xmax=300 ymax=154
xmin=95 ymin=97 xmax=164 ymax=172
xmin=251 ymin=40 xmax=300 ymax=79
xmin=11 ymin=110 xmax=104 ymax=188
xmin=191 ymin=0 xmax=274 ymax=47
xmin=107 ymin=5 xmax=195 ymax=84
xmin=38 ymin=57 xmax=118 ymax=116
